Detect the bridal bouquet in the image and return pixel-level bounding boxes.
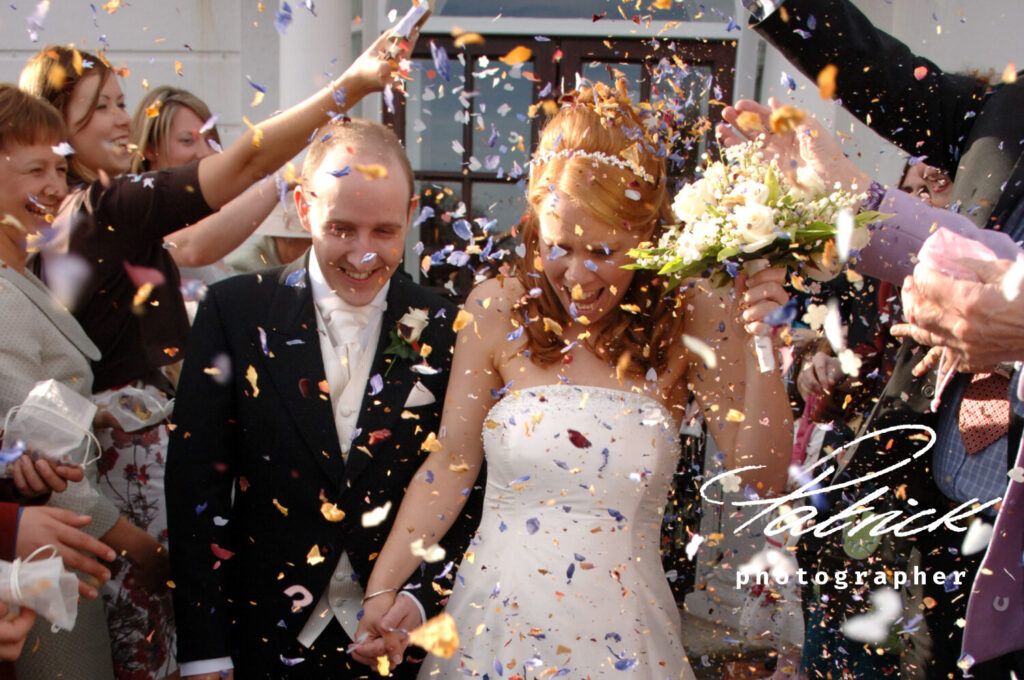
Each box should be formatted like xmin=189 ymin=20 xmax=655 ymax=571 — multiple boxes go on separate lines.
xmin=629 ymin=137 xmax=886 ymax=290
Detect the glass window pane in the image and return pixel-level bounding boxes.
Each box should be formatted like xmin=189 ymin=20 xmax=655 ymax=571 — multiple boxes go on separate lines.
xmin=469 ymin=56 xmax=533 ymax=177
xmin=472 ymin=181 xmax=526 ymax=236
xmin=390 ymin=0 xmax=733 ymax=21
xmin=405 ymin=57 xmax=469 ymax=173
xmin=580 ymin=62 xmax=644 ymax=99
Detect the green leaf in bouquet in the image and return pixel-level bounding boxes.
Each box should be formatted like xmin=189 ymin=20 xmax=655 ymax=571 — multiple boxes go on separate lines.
xmin=765 ymin=165 xmax=781 ymax=204
xmin=707 ymin=269 xmax=733 ymax=290
xmin=716 ymin=245 xmax=739 ymax=262
xmin=855 ymin=210 xmax=894 ymax=226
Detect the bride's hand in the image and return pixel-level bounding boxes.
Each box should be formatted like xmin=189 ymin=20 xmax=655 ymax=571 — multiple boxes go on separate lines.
xmin=350 ymin=590 xmax=405 ymax=669
xmin=734 ymin=264 xmax=788 ymax=337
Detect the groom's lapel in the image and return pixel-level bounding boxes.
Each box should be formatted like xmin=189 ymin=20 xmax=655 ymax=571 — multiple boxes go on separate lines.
xmin=344 ymin=274 xmax=422 ymax=487
xmin=258 ymin=254 xmax=346 ymax=489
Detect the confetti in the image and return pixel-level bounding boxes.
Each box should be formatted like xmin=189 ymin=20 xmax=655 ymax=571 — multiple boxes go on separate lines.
xmin=452 ymin=309 xmax=474 ymax=332
xmin=362 ymin=502 xmax=393 ymax=527
xmin=210 ymin=543 xmax=234 ymax=560
xmin=499 ymin=46 xmax=533 ymax=65
xmin=407 ymin=612 xmax=459 ymax=658
xmin=320 ymin=501 xmax=345 ymax=522
xmin=307 ymin=544 xmax=325 ymax=566
xmin=769 ymin=105 xmax=806 ymax=134
xmin=410 ymin=537 xmax=446 ymax=562
xmin=914 ymin=65 xmax=929 ymax=81
xmin=353 ymin=164 xmax=388 ymax=179
xmin=174 ymin=60 xmax=183 ymax=77
xmin=567 ymin=430 xmax=591 ymax=448
xmin=816 ymin=64 xmax=838 ymax=99
xmin=245 ymin=365 xmax=260 ymax=397
xmin=961 ymin=518 xmax=993 ymax=555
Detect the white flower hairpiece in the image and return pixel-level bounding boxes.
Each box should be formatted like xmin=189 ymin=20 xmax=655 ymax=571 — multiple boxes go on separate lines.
xmin=528 ymin=148 xmax=656 ymax=185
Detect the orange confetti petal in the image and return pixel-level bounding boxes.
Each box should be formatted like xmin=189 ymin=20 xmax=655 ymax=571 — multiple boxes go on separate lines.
xmin=499 ymin=46 xmax=533 ymax=66
xmin=770 ymin=105 xmax=806 ymax=134
xmin=407 ymin=612 xmax=459 ymax=658
xmin=914 ymin=65 xmax=929 ymax=81
xmin=307 ymin=545 xmax=325 ymax=566
xmin=353 ymin=163 xmax=388 ymax=180
xmin=1002 ymin=63 xmax=1017 ymax=84
xmin=320 ymin=501 xmax=346 ymax=522
xmin=452 ymin=309 xmax=474 ymax=332
xmin=817 ymin=64 xmax=838 ymax=100
xmin=174 ymin=60 xmax=183 ymax=77
xmin=145 ymin=101 xmax=162 ymax=119
xmin=453 ymin=32 xmax=485 ymax=48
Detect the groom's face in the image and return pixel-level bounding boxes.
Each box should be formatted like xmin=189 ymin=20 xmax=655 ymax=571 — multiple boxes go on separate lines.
xmin=296 ymin=145 xmax=416 ymax=307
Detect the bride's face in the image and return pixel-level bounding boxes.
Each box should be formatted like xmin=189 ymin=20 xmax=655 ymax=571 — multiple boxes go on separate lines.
xmin=536 ymin=191 xmax=645 ymax=325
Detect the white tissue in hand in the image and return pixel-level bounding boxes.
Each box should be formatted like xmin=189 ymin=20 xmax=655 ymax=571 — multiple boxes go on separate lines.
xmin=0 ymin=552 xmax=78 ymax=631
xmin=3 ymin=380 xmax=96 ymax=467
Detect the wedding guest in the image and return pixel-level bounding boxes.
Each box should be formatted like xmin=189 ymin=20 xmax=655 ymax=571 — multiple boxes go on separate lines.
xmin=0 ymin=82 xmax=143 ymax=680
xmin=223 ymin=200 xmax=311 ymax=273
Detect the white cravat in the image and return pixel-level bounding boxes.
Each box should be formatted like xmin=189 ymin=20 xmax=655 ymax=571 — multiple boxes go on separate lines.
xmin=298 ymin=252 xmax=387 ymax=646
xmin=307 ymin=253 xmax=388 ymax=458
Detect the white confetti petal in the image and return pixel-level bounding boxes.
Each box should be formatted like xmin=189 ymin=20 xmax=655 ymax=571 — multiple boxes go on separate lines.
xmin=361 ymin=501 xmax=393 ymax=528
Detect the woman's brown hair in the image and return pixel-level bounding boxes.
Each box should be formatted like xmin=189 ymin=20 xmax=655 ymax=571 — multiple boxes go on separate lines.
xmin=0 ymin=83 xmax=66 ymax=152
xmin=19 ymin=45 xmax=113 ymax=184
xmin=513 ymin=80 xmax=683 ymax=376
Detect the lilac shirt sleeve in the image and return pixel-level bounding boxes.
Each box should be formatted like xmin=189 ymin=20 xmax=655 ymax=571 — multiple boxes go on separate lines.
xmin=855 ymin=187 xmax=1023 ymax=283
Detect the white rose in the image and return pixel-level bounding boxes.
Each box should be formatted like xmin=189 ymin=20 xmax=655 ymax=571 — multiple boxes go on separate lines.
xmin=734 ymin=181 xmax=770 ymax=206
xmin=732 ymin=203 xmax=778 ymax=253
xmin=398 ymin=307 xmax=430 ymax=343
xmin=848 ymin=224 xmax=871 ymax=253
xmin=672 ymin=180 xmax=714 ymax=223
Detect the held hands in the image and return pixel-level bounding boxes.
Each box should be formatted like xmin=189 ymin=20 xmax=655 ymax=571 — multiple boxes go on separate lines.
xmin=718 ymin=98 xmax=872 ymax=194
xmin=15 ymin=507 xmax=115 ymax=600
xmin=350 ymin=591 xmax=422 ymax=670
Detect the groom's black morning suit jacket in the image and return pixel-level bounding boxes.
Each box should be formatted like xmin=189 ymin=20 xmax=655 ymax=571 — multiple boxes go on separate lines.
xmin=166 ymin=255 xmax=482 ymax=678
xmin=752 ymin=1 xmax=1024 ymax=676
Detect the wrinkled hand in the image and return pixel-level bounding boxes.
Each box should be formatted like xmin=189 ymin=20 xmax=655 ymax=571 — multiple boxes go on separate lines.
xmin=343 ymin=28 xmax=419 ymax=100
xmin=892 ymin=257 xmax=1024 ymax=367
xmin=734 ymin=263 xmax=789 ymax=337
xmin=718 ymin=98 xmax=871 ymax=193
xmin=10 ymin=457 xmax=84 ymax=498
xmin=15 ymin=507 xmax=115 ymax=599
xmin=351 ymin=591 xmax=422 ymax=670
xmin=0 ymin=601 xmax=36 ymax=661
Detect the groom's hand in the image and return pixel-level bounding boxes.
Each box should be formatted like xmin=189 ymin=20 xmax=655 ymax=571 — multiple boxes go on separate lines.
xmin=351 ymin=593 xmax=422 ymax=670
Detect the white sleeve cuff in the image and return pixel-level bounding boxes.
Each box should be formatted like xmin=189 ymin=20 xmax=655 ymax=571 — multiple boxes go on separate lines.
xmin=397 ymin=590 xmax=427 ymax=628
xmin=179 ymin=657 xmax=234 ymax=677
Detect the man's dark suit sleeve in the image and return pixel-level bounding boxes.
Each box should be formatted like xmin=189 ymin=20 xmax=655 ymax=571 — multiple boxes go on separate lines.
xmin=754 ymin=0 xmax=986 ymax=175
xmin=166 ymin=285 xmax=239 ymax=663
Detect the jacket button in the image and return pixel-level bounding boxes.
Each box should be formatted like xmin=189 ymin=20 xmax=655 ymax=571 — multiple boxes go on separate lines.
xmin=922 ymin=384 xmax=935 ymax=398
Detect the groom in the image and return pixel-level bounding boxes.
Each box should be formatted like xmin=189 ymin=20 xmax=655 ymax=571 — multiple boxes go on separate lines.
xmin=167 ymin=119 xmax=480 ymax=679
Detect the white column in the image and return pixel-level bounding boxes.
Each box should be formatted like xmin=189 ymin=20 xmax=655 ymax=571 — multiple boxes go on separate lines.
xmin=278 ymin=0 xmax=353 ymax=111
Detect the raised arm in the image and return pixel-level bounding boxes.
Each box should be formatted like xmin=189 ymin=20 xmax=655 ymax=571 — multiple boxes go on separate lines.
xmin=352 ymin=280 xmax=507 ymax=658
xmin=684 ymin=268 xmax=792 ymax=496
xmin=165 ymin=178 xmax=281 ymax=268
xmin=752 ymin=0 xmax=985 ymax=174
xmin=196 ymin=29 xmax=413 ymax=211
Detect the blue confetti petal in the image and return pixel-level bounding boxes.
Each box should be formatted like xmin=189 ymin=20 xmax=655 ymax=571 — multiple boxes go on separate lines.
xmin=499 ymin=520 xmax=507 ymax=532
xmin=726 ymin=17 xmax=739 ymax=31
xmin=547 ymin=245 xmax=567 ymax=260
xmin=763 ymin=297 xmax=799 ymax=327
xmin=453 ymin=219 xmax=473 ymax=241
xmin=605 ymin=632 xmax=622 ymax=642
xmin=807 ymin=14 xmax=817 ymax=29
xmin=369 ymin=373 xmax=383 ymax=396
xmin=430 ymin=40 xmax=451 ymax=81
xmin=613 ymin=658 xmax=638 ymax=671
xmin=446 ymin=250 xmax=470 ymax=267
xmin=507 ymin=326 xmax=524 ymax=342
xmin=325 ymin=166 xmax=350 ymax=178
xmin=566 ymin=562 xmax=575 ymax=580
xmin=781 ymin=70 xmax=796 ymax=91
xmin=526 ymin=517 xmax=540 ymax=534
xmin=274 ymin=2 xmax=293 ymax=34
xmin=285 ymin=268 xmax=307 ymax=288
xmin=584 ymin=260 xmax=598 ymax=272
xmin=424 ymin=469 xmax=434 ymax=483
xmin=245 ymin=75 xmax=267 ymax=93
xmin=361 ymin=252 xmax=377 ymax=263
xmin=195 ymin=502 xmax=208 ymax=515
xmin=607 ymin=508 xmax=626 ymax=522
xmin=413 ymin=205 xmax=435 ymax=228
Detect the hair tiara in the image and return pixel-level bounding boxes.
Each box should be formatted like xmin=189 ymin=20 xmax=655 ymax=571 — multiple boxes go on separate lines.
xmin=527 ymin=147 xmax=656 ymax=185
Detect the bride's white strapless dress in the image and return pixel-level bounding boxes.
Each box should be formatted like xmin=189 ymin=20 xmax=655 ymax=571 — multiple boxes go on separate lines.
xmin=418 ymin=384 xmax=696 ymax=679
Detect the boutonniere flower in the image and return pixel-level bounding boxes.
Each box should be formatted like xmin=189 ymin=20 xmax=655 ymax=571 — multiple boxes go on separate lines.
xmin=384 ymin=307 xmax=429 ymax=374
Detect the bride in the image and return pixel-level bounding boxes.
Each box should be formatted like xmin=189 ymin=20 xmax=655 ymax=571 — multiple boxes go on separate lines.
xmin=354 ymin=81 xmax=792 ymax=678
